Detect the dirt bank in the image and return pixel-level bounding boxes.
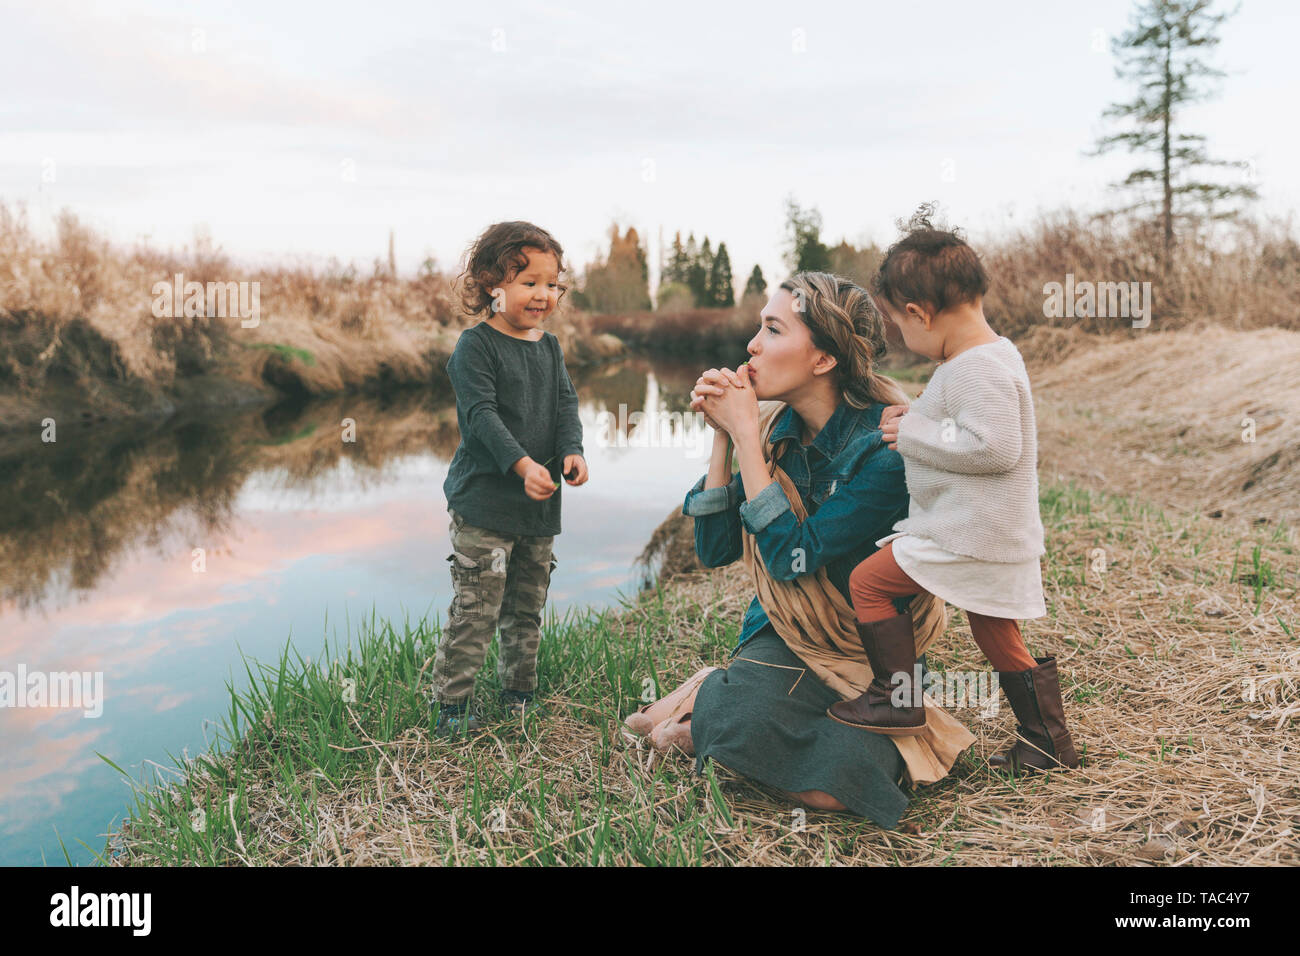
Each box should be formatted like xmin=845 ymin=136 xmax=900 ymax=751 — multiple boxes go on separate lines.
xmin=0 ymin=205 xmax=625 ymax=433
xmin=1029 ymin=322 xmax=1300 ymax=530
xmin=0 ymin=310 xmax=624 ymax=435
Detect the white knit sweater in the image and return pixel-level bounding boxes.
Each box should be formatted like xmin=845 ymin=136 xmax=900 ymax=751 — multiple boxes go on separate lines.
xmin=891 ymin=336 xmax=1045 ymax=563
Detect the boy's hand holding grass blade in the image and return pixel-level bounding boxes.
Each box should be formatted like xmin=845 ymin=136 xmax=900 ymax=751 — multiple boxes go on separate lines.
xmin=513 ymin=456 xmax=558 ymax=500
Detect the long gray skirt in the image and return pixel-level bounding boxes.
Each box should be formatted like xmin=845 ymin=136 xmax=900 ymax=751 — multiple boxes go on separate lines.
xmin=691 ymin=627 xmax=910 ymax=830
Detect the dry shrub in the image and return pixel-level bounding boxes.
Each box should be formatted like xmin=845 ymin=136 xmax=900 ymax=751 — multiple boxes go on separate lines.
xmin=981 ymin=209 xmax=1300 ymax=340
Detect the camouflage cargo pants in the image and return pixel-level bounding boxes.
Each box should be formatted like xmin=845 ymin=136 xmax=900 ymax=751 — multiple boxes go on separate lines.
xmin=430 ymin=508 xmax=557 ymax=705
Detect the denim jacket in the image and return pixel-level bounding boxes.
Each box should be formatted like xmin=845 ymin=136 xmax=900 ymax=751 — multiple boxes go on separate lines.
xmin=682 ymin=400 xmax=910 ymax=653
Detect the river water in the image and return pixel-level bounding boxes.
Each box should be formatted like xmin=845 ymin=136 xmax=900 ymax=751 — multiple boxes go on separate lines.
xmin=0 ymin=354 xmax=714 ymax=865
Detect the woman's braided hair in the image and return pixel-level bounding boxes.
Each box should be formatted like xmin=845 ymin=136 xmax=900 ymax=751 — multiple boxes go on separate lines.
xmin=777 ymin=271 xmax=908 ymax=409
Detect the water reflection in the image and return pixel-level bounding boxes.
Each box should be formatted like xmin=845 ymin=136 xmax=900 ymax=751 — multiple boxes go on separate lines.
xmin=0 ymin=354 xmax=710 ymax=865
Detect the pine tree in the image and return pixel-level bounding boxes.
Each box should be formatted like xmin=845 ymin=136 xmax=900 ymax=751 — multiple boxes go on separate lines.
xmin=685 ymin=233 xmax=707 ymax=306
xmin=709 ymin=242 xmax=735 ymax=307
xmin=664 ymin=231 xmax=689 ymax=285
xmin=656 ymin=229 xmax=694 ymax=310
xmin=697 ymin=238 xmax=716 ymax=305
xmin=1092 ymin=0 xmax=1257 ymax=266
xmin=744 ymin=264 xmax=767 ymax=298
xmin=783 ymin=197 xmax=832 ymax=274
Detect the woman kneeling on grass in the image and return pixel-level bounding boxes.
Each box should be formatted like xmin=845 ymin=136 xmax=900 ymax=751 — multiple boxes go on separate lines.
xmin=623 ymin=272 xmax=974 ymax=828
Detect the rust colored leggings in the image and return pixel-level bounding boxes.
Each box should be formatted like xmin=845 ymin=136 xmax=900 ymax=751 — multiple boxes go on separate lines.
xmin=848 ymin=542 xmax=1037 ymax=672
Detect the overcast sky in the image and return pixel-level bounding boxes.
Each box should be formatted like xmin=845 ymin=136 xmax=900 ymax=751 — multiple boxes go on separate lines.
xmin=1 ymin=0 xmax=1292 ymax=290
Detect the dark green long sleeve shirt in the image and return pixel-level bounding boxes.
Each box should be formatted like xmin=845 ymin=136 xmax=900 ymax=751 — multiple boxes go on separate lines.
xmin=441 ymin=321 xmax=584 ymax=536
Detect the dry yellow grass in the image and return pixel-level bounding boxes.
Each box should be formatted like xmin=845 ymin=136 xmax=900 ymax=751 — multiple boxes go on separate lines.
xmin=982 ymin=209 xmax=1300 ymax=339
xmin=131 ymin=476 xmax=1295 ymax=866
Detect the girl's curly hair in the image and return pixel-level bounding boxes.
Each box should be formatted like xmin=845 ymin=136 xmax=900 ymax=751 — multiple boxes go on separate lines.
xmin=872 ymin=201 xmax=988 ymax=313
xmin=457 ymin=221 xmax=568 ymax=317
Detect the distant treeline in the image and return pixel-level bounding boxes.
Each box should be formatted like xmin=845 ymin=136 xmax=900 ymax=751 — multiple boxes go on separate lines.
xmin=569 ymin=198 xmax=886 ymax=315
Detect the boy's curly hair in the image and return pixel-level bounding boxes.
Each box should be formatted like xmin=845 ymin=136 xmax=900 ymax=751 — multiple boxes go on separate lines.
xmin=457 ymin=221 xmax=568 ymax=317
xmin=872 ymin=201 xmax=989 ymax=313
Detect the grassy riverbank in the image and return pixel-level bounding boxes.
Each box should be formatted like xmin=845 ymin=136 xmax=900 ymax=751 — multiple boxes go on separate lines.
xmin=0 ymin=205 xmax=625 ymax=431
xmin=100 ymin=476 xmax=1298 ymax=866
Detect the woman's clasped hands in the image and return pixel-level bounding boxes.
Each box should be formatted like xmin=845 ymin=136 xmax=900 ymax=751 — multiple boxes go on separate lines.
xmin=689 ymin=364 xmax=759 ymax=438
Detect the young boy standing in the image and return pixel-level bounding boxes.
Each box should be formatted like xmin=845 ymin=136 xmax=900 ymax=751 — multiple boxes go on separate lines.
xmin=432 ymin=221 xmax=588 ymax=736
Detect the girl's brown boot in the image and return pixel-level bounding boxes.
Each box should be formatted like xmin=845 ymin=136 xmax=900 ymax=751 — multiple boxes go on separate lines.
xmin=988 ymin=656 xmax=1080 ymax=773
xmin=827 ymin=612 xmax=927 ymax=735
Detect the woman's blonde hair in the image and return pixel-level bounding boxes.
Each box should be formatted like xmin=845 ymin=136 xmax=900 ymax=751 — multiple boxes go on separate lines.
xmin=777 ymin=272 xmax=909 ymax=408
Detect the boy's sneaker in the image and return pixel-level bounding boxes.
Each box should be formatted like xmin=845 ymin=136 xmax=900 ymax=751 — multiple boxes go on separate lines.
xmin=433 ymin=700 xmax=483 ymax=737
xmin=500 ymin=689 xmax=543 ymax=718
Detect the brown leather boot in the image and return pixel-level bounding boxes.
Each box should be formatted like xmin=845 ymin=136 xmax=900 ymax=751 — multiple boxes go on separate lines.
xmin=988 ymin=656 xmax=1080 ymax=774
xmin=827 ymin=613 xmax=927 ymax=735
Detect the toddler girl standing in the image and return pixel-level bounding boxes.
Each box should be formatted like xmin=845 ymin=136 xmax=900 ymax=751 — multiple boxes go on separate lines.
xmin=828 ymin=215 xmax=1080 ymax=775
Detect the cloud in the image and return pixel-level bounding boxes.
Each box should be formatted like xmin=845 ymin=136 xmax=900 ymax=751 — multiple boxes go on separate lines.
xmin=3 ymin=0 xmax=431 ymax=138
